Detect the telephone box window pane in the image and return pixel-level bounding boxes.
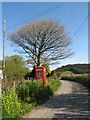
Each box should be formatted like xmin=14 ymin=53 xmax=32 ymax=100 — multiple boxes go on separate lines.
xmin=38 ymin=72 xmax=42 ymax=78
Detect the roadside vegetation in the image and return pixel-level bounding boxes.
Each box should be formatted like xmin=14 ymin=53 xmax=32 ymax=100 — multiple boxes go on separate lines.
xmin=54 ymin=64 xmax=89 ymax=90
xmin=2 ymin=79 xmax=61 ymax=119
xmin=2 ymin=19 xmax=72 ymax=119
xmin=55 ymin=64 xmax=89 ymax=74
xmin=61 ymin=74 xmax=89 ymax=89
xmin=2 ymin=55 xmax=61 ymax=119
xmin=2 ymin=55 xmax=89 ymax=119
xmin=1 ymin=19 xmax=89 ymax=119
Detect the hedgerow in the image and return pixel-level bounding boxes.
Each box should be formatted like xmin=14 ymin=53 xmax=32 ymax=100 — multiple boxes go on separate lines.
xmin=2 ymin=79 xmax=61 ymax=119
xmin=61 ymin=75 xmax=89 ymax=89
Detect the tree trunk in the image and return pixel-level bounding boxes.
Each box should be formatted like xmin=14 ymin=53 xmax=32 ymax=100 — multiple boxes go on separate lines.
xmin=37 ymin=55 xmax=40 ymax=66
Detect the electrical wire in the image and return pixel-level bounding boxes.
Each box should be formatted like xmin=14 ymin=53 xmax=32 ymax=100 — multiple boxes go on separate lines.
xmin=7 ymin=4 xmax=65 ymax=31
xmin=71 ymin=13 xmax=89 ymax=40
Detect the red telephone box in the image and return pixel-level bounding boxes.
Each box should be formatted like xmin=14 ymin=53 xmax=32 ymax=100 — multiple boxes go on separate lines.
xmin=35 ymin=66 xmax=46 ymax=87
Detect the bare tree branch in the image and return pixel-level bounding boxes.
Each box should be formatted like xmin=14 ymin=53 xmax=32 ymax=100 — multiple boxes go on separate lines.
xmin=8 ymin=20 xmax=73 ymax=66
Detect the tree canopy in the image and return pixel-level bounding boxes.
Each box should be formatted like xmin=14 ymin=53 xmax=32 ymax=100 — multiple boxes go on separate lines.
xmin=5 ymin=55 xmax=29 ymax=80
xmin=9 ymin=20 xmax=73 ymax=66
xmin=0 ymin=60 xmax=2 ymax=69
xmin=42 ymin=64 xmax=51 ymax=76
xmin=55 ymin=64 xmax=90 ymax=74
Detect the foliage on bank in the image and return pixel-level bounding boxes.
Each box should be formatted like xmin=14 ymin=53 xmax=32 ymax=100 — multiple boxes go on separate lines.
xmin=61 ymin=75 xmax=89 ymax=89
xmin=5 ymin=55 xmax=29 ymax=81
xmin=2 ymin=79 xmax=61 ymax=119
xmin=55 ymin=64 xmax=90 ymax=74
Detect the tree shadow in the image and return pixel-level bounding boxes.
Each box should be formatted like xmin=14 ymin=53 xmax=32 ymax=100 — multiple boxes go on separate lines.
xmin=42 ymin=88 xmax=90 ymax=119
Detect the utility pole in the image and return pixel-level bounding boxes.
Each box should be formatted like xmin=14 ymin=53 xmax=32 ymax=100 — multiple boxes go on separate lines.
xmin=3 ymin=19 xmax=6 ymax=80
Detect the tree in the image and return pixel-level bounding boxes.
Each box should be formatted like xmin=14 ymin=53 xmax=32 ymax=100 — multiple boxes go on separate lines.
xmin=42 ymin=64 xmax=51 ymax=76
xmin=5 ymin=55 xmax=29 ymax=80
xmin=0 ymin=60 xmax=2 ymax=69
xmin=9 ymin=20 xmax=73 ymax=66
xmin=51 ymin=70 xmax=58 ymax=80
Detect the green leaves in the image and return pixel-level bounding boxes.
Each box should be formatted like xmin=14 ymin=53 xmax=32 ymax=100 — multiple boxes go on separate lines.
xmin=5 ymin=55 xmax=29 ymax=81
xmin=2 ymin=89 xmax=21 ymax=118
xmin=48 ymin=79 xmax=61 ymax=93
xmin=2 ymin=79 xmax=61 ymax=118
xmin=61 ymin=75 xmax=89 ymax=88
xmin=17 ymin=82 xmax=30 ymax=102
xmin=17 ymin=79 xmax=61 ymax=104
xmin=42 ymin=64 xmax=51 ymax=76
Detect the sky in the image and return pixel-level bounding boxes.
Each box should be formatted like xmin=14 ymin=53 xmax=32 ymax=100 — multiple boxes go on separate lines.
xmin=1 ymin=2 xmax=88 ymax=70
xmin=1 ymin=0 xmax=89 ymax=2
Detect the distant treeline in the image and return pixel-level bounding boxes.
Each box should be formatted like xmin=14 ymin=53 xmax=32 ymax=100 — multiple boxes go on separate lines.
xmin=55 ymin=64 xmax=90 ymax=74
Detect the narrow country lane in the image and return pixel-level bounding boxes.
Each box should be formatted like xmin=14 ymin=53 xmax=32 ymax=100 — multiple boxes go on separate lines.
xmin=22 ymin=80 xmax=90 ymax=119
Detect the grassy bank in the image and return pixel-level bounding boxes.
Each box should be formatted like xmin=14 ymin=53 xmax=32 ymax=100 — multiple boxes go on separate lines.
xmin=61 ymin=74 xmax=89 ymax=89
xmin=2 ymin=79 xmax=61 ymax=119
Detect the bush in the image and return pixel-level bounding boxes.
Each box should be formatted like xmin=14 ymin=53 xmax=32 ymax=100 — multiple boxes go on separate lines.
xmin=5 ymin=55 xmax=30 ymax=81
xmin=48 ymin=79 xmax=61 ymax=93
xmin=26 ymin=80 xmax=42 ymax=102
xmin=20 ymin=102 xmax=36 ymax=116
xmin=51 ymin=70 xmax=58 ymax=80
xmin=61 ymin=75 xmax=89 ymax=89
xmin=61 ymin=71 xmax=73 ymax=77
xmin=2 ymin=79 xmax=61 ymax=119
xmin=2 ymin=89 xmax=21 ymax=118
xmin=17 ymin=79 xmax=61 ymax=104
xmin=17 ymin=80 xmax=53 ymax=104
xmin=17 ymin=82 xmax=30 ymax=102
xmin=42 ymin=64 xmax=51 ymax=76
xmin=36 ymin=85 xmax=53 ymax=104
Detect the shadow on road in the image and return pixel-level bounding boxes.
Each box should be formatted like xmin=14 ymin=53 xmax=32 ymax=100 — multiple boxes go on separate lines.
xmin=43 ymin=92 xmax=90 ymax=119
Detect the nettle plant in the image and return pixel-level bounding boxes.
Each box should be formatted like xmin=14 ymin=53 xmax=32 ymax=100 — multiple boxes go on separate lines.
xmin=2 ymin=89 xmax=21 ymax=118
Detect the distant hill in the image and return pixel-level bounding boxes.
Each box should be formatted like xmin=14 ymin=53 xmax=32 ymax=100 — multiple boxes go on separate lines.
xmin=55 ymin=64 xmax=90 ymax=74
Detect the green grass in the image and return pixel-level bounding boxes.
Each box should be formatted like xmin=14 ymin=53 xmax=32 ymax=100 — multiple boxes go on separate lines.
xmin=0 ymin=98 xmax=2 ymax=120
xmin=20 ymin=102 xmax=36 ymax=116
xmin=2 ymin=79 xmax=61 ymax=119
xmin=61 ymin=71 xmax=74 ymax=76
xmin=61 ymin=75 xmax=89 ymax=89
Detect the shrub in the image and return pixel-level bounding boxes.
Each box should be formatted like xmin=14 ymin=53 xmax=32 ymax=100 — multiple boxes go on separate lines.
xmin=56 ymin=72 xmax=61 ymax=78
xmin=61 ymin=71 xmax=73 ymax=77
xmin=2 ymin=79 xmax=61 ymax=119
xmin=17 ymin=82 xmax=30 ymax=102
xmin=20 ymin=102 xmax=36 ymax=116
xmin=51 ymin=70 xmax=58 ymax=80
xmin=5 ymin=55 xmax=30 ymax=81
xmin=24 ymin=72 xmax=31 ymax=80
xmin=16 ymin=79 xmax=61 ymax=117
xmin=48 ymin=79 xmax=61 ymax=93
xmin=61 ymin=75 xmax=89 ymax=89
xmin=42 ymin=64 xmax=51 ymax=76
xmin=0 ymin=98 xmax=2 ymax=120
xmin=2 ymin=89 xmax=21 ymax=118
xmin=17 ymin=80 xmax=53 ymax=104
xmin=35 ymin=85 xmax=53 ymax=104
xmin=17 ymin=79 xmax=61 ymax=104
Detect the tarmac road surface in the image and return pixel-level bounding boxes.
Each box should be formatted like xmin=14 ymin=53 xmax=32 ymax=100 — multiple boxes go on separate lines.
xmin=22 ymin=80 xmax=89 ymax=119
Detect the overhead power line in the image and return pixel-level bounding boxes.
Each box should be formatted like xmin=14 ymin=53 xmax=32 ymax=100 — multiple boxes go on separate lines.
xmin=71 ymin=14 xmax=89 ymax=40
xmin=7 ymin=4 xmax=89 ymax=43
xmin=7 ymin=4 xmax=65 ymax=31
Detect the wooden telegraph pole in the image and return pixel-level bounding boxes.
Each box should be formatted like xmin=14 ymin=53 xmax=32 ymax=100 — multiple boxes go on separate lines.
xmin=3 ymin=19 xmax=6 ymax=80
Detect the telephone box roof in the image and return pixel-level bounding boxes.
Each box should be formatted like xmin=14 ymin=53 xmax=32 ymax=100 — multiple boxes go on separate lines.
xmin=35 ymin=66 xmax=45 ymax=69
